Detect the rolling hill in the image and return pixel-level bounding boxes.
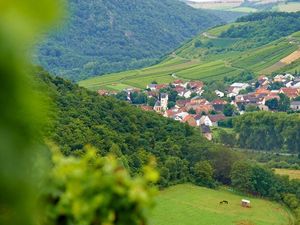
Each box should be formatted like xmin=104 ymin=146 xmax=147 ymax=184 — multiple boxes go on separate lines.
xmin=36 ymin=0 xmax=231 ymax=81
xmin=79 ymin=12 xmax=300 ymax=91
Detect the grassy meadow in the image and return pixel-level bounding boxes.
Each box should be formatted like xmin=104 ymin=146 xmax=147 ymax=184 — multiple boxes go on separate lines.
xmin=150 ymin=184 xmax=294 ymax=225
xmin=79 ymin=23 xmax=300 ymax=91
xmin=274 ymin=169 xmax=300 ymax=180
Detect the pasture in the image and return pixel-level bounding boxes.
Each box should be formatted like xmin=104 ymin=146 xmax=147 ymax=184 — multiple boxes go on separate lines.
xmin=274 ymin=169 xmax=300 ymax=180
xmin=150 ymin=184 xmax=293 ymax=225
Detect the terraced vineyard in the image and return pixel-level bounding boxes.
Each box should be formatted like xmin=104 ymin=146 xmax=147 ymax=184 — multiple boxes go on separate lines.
xmin=79 ymin=23 xmax=300 ymax=91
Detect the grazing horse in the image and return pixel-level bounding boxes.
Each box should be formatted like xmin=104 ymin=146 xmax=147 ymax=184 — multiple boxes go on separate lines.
xmin=219 ymin=200 xmax=229 ymax=205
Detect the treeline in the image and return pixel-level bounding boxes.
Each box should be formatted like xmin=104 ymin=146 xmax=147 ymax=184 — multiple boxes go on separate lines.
xmin=221 ymin=12 xmax=300 ymax=49
xmin=231 ymin=161 xmax=300 ymax=224
xmin=234 ymin=112 xmax=300 ymax=153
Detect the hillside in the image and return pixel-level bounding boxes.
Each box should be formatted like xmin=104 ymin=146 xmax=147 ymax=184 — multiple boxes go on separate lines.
xmin=36 ymin=0 xmax=228 ymax=81
xmin=37 ymin=68 xmax=239 ymax=186
xmin=151 ymin=184 xmax=293 ymax=225
xmin=79 ymin=12 xmax=300 ymax=91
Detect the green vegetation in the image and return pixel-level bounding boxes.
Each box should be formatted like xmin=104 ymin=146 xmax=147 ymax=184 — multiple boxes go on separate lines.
xmin=151 ymin=184 xmax=293 ymax=225
xmin=43 ymin=147 xmax=158 ymax=225
xmin=234 ymin=112 xmax=300 ymax=153
xmin=36 ymin=0 xmax=226 ymax=81
xmin=80 ymin=12 xmax=300 ymax=90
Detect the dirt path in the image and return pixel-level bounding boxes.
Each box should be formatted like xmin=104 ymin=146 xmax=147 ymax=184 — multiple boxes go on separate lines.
xmin=202 ymin=32 xmax=218 ymax=39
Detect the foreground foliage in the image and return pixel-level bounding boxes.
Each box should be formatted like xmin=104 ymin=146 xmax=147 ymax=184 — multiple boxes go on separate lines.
xmin=42 ymin=146 xmax=158 ymax=225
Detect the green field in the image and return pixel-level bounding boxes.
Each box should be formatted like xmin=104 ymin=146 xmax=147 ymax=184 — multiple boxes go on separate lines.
xmin=274 ymin=169 xmax=300 ymax=180
xmin=79 ymin=23 xmax=300 ymax=91
xmin=151 ymin=184 xmax=293 ymax=225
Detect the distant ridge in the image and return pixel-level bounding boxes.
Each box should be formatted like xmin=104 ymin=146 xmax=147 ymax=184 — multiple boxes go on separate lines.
xmin=36 ymin=0 xmax=226 ymax=81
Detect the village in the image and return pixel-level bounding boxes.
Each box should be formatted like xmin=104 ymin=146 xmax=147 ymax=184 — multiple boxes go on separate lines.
xmin=98 ymin=73 xmax=300 ymax=140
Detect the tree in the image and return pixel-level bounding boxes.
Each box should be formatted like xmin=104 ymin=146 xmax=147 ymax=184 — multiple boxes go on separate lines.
xmin=265 ymin=98 xmax=279 ymax=110
xmin=0 ymin=1 xmax=63 ymax=225
xmin=231 ymin=161 xmax=253 ymax=192
xmin=194 ymin=40 xmax=202 ymax=48
xmin=245 ymin=104 xmax=259 ymax=112
xmin=192 ymin=161 xmax=214 ymax=187
xmin=147 ymin=97 xmax=156 ymax=107
xmin=188 ymin=108 xmax=196 ymax=114
xmin=278 ymin=93 xmax=290 ymax=112
xmin=223 ymin=104 xmax=234 ymax=117
xmin=168 ymin=101 xmax=176 ymax=109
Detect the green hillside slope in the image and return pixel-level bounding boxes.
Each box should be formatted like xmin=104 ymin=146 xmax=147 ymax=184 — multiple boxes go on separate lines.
xmin=151 ymin=184 xmax=293 ymax=225
xmin=36 ymin=0 xmax=226 ymax=81
xmin=79 ymin=12 xmax=300 ymax=91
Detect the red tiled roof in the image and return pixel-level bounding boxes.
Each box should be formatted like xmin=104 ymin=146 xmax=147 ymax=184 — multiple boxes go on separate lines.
xmin=208 ymin=114 xmax=226 ymax=123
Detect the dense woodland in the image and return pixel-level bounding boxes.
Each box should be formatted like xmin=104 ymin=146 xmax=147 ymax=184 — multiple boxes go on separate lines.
xmin=37 ymin=0 xmax=227 ymax=81
xmin=221 ymin=12 xmax=300 ymax=49
xmin=218 ymin=112 xmax=300 ymax=154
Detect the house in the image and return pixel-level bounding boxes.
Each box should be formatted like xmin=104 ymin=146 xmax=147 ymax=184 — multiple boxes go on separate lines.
xmin=147 ymin=84 xmax=157 ymax=91
xmin=156 ymin=84 xmax=168 ymax=91
xmin=176 ymin=99 xmax=190 ymax=108
xmin=183 ymin=90 xmax=192 ymax=99
xmin=173 ymin=112 xmax=189 ymax=122
xmin=200 ymin=125 xmax=212 ymax=141
xmin=140 ymin=105 xmax=153 ymax=111
xmin=98 ymin=89 xmax=110 ymax=96
xmin=279 ymin=87 xmax=299 ymax=99
xmin=255 ymin=88 xmax=270 ymax=95
xmin=291 ymin=101 xmax=300 ymax=111
xmin=215 ymin=90 xmax=225 ymax=98
xmin=274 ymin=74 xmax=286 ymax=83
xmin=188 ymin=81 xmax=204 ymax=90
xmin=182 ymin=115 xmax=197 ymax=127
xmin=190 ymin=96 xmax=208 ymax=105
xmin=200 ymin=114 xmax=226 ymax=127
xmin=211 ymin=99 xmax=227 ymax=112
xmin=164 ymin=109 xmax=177 ymax=118
xmin=173 ymin=80 xmax=184 ymax=87
xmin=241 ymin=199 xmax=251 ymax=208
xmin=195 ymin=104 xmax=213 ymax=114
xmin=175 ymin=86 xmax=185 ymax=96
xmin=193 ymin=114 xmax=202 ymax=126
xmin=284 ymin=73 xmax=295 ymax=80
xmin=227 ymin=83 xmax=250 ymax=97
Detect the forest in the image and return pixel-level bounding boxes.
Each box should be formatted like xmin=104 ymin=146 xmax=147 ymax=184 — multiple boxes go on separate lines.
xmin=221 ymin=12 xmax=300 ymax=49
xmin=218 ymin=112 xmax=300 ymax=153
xmin=37 ymin=0 xmax=224 ymax=81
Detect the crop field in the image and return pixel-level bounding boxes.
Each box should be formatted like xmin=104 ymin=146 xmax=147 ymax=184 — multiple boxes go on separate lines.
xmin=274 ymin=169 xmax=300 ymax=180
xmin=275 ymin=2 xmax=300 ymax=12
xmin=150 ymin=184 xmax=293 ymax=225
xmin=79 ymin=25 xmax=299 ymax=91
